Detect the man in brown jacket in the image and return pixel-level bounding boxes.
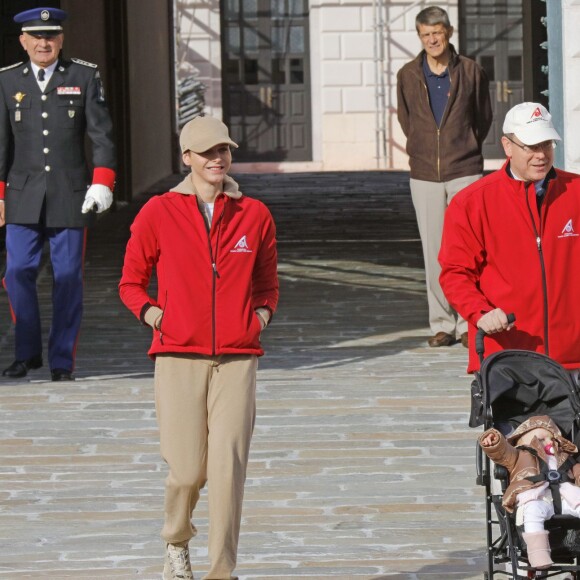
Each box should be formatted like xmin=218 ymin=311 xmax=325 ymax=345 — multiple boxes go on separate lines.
xmin=397 ymin=5 xmax=492 ymax=349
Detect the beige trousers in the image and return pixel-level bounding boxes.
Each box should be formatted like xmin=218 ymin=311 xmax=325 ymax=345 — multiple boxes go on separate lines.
xmin=410 ymin=175 xmax=481 ymax=336
xmin=154 ymin=353 xmax=258 ymax=580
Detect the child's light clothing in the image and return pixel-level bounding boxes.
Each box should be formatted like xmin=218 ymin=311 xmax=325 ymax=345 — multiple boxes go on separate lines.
xmin=516 ymin=455 xmax=580 ymax=531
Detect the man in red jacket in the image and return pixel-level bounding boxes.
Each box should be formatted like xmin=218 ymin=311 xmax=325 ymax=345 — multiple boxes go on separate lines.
xmin=119 ymin=115 xmax=278 ymax=580
xmin=439 ymin=102 xmax=580 ymax=375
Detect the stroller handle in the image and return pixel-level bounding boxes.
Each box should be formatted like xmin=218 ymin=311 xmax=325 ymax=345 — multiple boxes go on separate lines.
xmin=475 ymin=313 xmax=516 ymax=360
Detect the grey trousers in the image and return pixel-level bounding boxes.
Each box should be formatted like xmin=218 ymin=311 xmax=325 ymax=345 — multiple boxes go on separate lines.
xmin=410 ymin=174 xmax=482 ymax=336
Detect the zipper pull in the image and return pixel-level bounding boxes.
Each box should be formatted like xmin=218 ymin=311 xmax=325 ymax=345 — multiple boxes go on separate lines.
xmin=537 ymin=236 xmax=541 ymax=250
xmin=212 ymin=262 xmax=220 ymax=278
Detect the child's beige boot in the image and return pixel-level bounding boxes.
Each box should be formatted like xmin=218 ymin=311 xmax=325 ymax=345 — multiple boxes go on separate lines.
xmin=522 ymin=531 xmax=553 ymax=570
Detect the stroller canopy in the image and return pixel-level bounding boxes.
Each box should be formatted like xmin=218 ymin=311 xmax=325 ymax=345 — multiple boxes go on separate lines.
xmin=474 ymin=349 xmax=580 ymax=440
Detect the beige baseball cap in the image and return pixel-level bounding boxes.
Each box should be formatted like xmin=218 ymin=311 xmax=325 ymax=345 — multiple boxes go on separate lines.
xmin=503 ymin=102 xmax=561 ymax=145
xmin=179 ymin=115 xmax=238 ymax=153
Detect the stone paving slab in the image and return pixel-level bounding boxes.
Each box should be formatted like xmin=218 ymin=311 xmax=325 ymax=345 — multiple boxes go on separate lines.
xmin=0 ymin=171 xmax=520 ymax=579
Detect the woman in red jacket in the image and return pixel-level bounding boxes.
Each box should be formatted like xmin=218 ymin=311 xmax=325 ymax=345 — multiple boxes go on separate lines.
xmin=119 ymin=115 xmax=279 ymax=580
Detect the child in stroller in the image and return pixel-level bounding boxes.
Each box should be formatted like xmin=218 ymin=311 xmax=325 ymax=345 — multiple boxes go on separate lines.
xmin=471 ymin=327 xmax=580 ymax=578
xmin=480 ymin=415 xmax=580 ymax=570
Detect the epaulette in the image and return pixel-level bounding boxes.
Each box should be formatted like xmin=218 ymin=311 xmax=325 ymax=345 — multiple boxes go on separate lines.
xmin=0 ymin=62 xmax=23 ymax=73
xmin=71 ymin=58 xmax=97 ymax=68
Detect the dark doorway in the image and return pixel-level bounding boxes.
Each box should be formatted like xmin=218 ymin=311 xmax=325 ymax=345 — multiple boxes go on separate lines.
xmin=221 ymin=0 xmax=312 ymax=161
xmin=103 ymin=0 xmax=131 ymax=203
xmin=460 ymin=0 xmax=525 ymax=159
xmin=522 ymin=1 xmax=548 ymax=110
xmin=1 ymin=0 xmax=60 ymax=66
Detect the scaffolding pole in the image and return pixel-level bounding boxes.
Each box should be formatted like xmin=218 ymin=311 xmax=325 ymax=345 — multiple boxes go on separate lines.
xmin=373 ymin=0 xmax=387 ymax=169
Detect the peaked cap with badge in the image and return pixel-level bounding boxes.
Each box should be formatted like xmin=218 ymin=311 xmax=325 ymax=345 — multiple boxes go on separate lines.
xmin=14 ymin=7 xmax=68 ymax=36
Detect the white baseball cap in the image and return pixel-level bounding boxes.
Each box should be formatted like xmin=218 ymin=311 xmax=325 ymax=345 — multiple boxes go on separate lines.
xmin=503 ymin=102 xmax=561 ymax=145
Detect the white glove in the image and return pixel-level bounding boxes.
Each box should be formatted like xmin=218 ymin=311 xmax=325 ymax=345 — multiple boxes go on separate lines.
xmin=82 ymin=184 xmax=113 ymax=214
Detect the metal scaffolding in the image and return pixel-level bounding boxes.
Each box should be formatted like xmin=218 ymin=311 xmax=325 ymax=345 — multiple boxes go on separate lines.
xmin=173 ymin=1 xmax=206 ymax=130
xmin=373 ymin=0 xmax=388 ymax=169
xmin=373 ymin=0 xmax=423 ymax=169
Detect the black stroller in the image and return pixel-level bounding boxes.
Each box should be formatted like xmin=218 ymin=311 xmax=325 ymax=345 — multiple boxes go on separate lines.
xmin=472 ymin=321 xmax=580 ymax=579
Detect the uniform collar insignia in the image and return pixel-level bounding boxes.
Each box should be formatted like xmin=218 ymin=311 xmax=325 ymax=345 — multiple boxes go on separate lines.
xmin=23 ymin=67 xmax=29 ymax=75
xmin=13 ymin=92 xmax=26 ymax=103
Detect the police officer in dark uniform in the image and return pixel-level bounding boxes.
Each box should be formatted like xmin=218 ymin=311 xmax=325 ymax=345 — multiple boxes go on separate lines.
xmin=0 ymin=7 xmax=116 ymax=380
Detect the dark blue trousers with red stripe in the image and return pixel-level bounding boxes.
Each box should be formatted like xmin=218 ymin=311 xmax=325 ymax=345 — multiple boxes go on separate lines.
xmin=4 ymin=224 xmax=86 ymax=372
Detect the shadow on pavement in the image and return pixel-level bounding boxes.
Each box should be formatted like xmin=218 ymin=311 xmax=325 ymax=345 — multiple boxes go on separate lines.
xmin=370 ymin=548 xmax=486 ymax=579
xmin=0 ymin=171 xmax=436 ymax=378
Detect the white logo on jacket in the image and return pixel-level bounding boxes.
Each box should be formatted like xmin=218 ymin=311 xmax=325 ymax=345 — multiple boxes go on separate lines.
xmin=231 ymin=235 xmax=253 ymax=253
xmin=558 ymin=219 xmax=579 ymax=239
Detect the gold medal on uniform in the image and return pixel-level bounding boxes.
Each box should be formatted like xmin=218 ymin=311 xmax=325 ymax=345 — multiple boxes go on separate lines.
xmin=13 ymin=92 xmax=25 ymax=122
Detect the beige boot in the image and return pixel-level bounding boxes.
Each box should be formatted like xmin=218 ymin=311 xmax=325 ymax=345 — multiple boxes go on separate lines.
xmin=522 ymin=531 xmax=554 ymax=570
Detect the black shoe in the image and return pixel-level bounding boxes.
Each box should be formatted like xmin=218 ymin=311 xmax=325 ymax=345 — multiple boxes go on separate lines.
xmin=427 ymin=332 xmax=456 ymax=347
xmin=2 ymin=355 xmax=43 ymax=378
xmin=51 ymin=368 xmax=75 ymax=382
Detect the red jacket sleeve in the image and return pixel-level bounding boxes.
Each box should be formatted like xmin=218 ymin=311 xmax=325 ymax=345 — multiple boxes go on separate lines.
xmin=252 ymin=204 xmax=279 ymax=316
xmin=439 ymin=193 xmax=495 ymax=326
xmin=119 ymin=199 xmax=160 ymax=320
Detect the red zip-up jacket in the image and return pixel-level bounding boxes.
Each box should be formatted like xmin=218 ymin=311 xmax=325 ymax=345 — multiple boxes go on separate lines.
xmin=119 ymin=174 xmax=279 ymax=358
xmin=439 ymin=162 xmax=580 ymax=372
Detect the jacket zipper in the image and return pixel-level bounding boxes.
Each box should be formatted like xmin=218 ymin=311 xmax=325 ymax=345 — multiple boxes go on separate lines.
xmin=200 ymin=201 xmax=225 ymax=356
xmin=524 ymin=183 xmax=550 ymax=355
xmin=159 ymin=290 xmax=168 ymax=345
xmin=436 ymin=128 xmax=441 ymax=181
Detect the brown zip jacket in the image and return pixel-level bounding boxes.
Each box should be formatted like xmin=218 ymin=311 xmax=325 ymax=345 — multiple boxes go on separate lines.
xmin=397 ymin=44 xmax=492 ymax=182
xmin=480 ymin=416 xmax=580 ymax=513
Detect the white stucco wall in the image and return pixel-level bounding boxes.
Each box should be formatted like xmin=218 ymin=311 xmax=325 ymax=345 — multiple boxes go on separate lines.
xmin=562 ymin=0 xmax=580 ymax=173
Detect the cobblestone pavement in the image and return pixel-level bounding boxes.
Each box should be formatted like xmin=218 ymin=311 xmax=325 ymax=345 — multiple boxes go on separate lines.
xmin=0 ymin=172 xmax=491 ymax=579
